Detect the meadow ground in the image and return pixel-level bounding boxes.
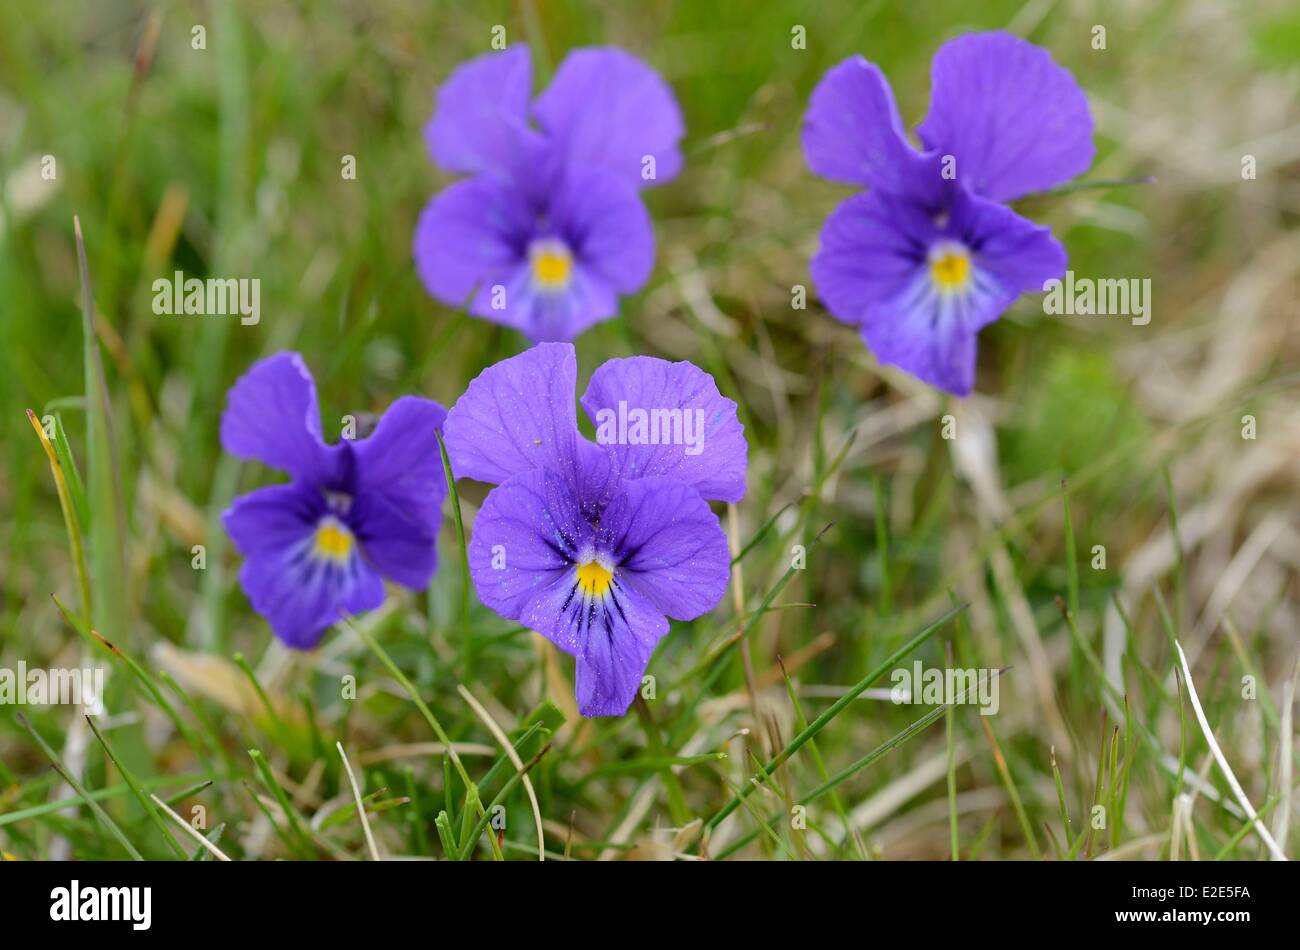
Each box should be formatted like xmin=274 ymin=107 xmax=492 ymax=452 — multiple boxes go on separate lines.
xmin=0 ymin=0 xmax=1298 ymax=862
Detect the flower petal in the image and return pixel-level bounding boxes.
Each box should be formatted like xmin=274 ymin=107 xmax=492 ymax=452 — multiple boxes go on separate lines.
xmin=349 ymin=396 xmax=448 ymax=590
xmin=916 ymin=31 xmax=1095 ymax=202
xmin=241 ymin=551 xmax=384 ymax=651
xmin=465 ymin=469 xmax=725 ymax=718
xmin=811 ymin=188 xmax=1065 ymax=396
xmin=223 ymin=482 xmax=384 ymax=649
xmin=812 ymin=189 xmax=981 ymax=393
xmin=954 ymin=190 xmax=1067 ymax=296
xmin=580 ymin=356 xmax=748 ymax=502
xmin=220 ymin=352 xmax=339 ymax=482
xmin=810 ymin=190 xmax=938 ymax=328
xmin=224 ymin=481 xmax=324 ymax=557
xmin=596 ymin=476 xmax=730 ymax=620
xmin=444 ymin=342 xmax=584 ymax=487
xmin=572 ymin=581 xmax=666 ymax=717
xmin=514 ymin=476 xmax=731 ymax=717
xmin=423 ymin=45 xmax=547 ymax=181
xmin=533 ymin=47 xmax=684 ymax=189
xmin=467 ymin=467 xmax=593 ymax=653
xmin=458 ymin=164 xmax=654 ymax=343
xmin=513 ymin=266 xmax=621 ymax=344
xmin=802 ymin=55 xmax=941 ymax=200
xmin=413 ymin=176 xmax=532 ymax=315
xmin=555 ymin=165 xmax=655 ymax=295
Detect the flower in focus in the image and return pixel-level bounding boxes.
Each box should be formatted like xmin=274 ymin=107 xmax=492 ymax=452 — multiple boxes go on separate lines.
xmin=414 ymin=45 xmax=684 ymax=344
xmin=220 ymin=353 xmax=448 ymax=649
xmin=802 ymin=31 xmax=1094 ymax=395
xmin=444 ymin=343 xmax=746 ymax=717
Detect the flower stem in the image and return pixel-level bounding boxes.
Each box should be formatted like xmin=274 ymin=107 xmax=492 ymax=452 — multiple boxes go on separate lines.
xmin=436 ymin=431 xmax=473 ymax=681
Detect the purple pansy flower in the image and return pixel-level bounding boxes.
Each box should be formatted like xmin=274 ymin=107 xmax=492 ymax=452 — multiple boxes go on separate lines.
xmin=414 ymin=45 xmax=684 ymax=344
xmin=803 ymin=31 xmax=1094 ymax=396
xmin=444 ymin=343 xmax=746 ymax=717
xmin=220 ymin=353 xmax=448 ymax=649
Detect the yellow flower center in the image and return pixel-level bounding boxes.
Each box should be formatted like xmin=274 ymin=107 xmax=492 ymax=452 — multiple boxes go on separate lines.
xmin=929 ymin=245 xmax=971 ymax=293
xmin=575 ymin=560 xmax=613 ymax=597
xmin=530 ymin=240 xmax=573 ymax=290
xmin=313 ymin=517 xmax=354 ymax=562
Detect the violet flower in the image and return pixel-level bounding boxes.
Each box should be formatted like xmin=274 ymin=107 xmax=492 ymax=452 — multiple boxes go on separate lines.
xmin=220 ymin=353 xmax=448 ymax=648
xmin=414 ymin=45 xmax=684 ymax=344
xmin=803 ymin=31 xmax=1094 ymax=396
xmin=444 ymin=343 xmax=746 ymax=717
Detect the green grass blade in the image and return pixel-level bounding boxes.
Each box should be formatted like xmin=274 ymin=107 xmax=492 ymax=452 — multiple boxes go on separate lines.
xmin=73 ymin=216 xmax=128 ymax=648
xmin=84 ymin=715 xmax=188 ymax=859
xmin=17 ymin=713 xmax=143 ymax=860
xmin=713 ymin=678 xmax=985 ymax=860
xmin=27 ymin=409 xmax=92 ymax=624
xmin=703 ymin=601 xmax=967 ymax=835
xmin=436 ymin=431 xmax=474 ymax=680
